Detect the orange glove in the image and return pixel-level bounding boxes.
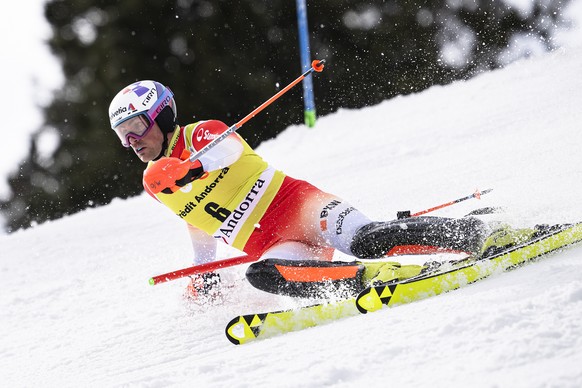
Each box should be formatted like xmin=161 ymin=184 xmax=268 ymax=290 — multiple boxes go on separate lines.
xmin=144 ymin=155 xmax=204 ymax=194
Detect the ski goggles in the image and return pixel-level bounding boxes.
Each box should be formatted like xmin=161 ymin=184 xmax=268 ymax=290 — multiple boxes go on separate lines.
xmin=113 ymin=87 xmax=174 ymax=147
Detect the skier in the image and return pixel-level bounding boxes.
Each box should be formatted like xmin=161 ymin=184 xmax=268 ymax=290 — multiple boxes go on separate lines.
xmin=108 ymin=80 xmax=504 ymax=301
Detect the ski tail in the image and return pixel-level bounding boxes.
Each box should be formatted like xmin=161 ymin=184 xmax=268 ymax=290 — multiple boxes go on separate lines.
xmin=245 ymin=259 xmax=365 ymax=298
xmin=225 ymin=298 xmax=358 ymax=345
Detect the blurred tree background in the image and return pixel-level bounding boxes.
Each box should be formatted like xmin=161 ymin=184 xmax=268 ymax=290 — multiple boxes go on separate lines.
xmin=0 ymin=0 xmax=570 ymax=232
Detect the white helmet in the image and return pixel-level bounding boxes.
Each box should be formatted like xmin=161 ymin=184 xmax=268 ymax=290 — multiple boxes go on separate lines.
xmin=108 ymin=80 xmax=177 ymax=147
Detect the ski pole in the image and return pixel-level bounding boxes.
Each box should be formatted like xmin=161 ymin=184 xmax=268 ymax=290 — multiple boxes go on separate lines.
xmin=149 ymin=254 xmax=256 ymax=285
xmin=397 ymin=189 xmax=493 ymax=219
xmin=146 ymin=60 xmax=325 ymax=195
xmin=188 ymin=59 xmax=325 ymax=162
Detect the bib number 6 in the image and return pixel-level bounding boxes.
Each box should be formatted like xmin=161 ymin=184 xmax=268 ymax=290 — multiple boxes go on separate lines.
xmin=205 ymin=202 xmax=231 ymax=222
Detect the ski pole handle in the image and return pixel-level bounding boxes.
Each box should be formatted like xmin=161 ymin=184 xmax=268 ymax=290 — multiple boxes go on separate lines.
xmin=189 ymin=59 xmax=325 ymax=162
xmin=397 ymin=189 xmax=493 ymax=219
xmin=149 ymin=254 xmax=257 ymax=285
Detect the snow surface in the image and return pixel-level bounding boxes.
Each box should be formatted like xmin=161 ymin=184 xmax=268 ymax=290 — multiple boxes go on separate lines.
xmin=2 ymin=47 xmax=582 ymax=387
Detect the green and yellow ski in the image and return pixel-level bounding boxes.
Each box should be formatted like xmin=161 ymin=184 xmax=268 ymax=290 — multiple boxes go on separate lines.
xmin=356 ymin=222 xmax=582 ymax=313
xmin=225 ymin=222 xmax=582 ymax=345
xmin=225 ymin=298 xmax=358 ymax=345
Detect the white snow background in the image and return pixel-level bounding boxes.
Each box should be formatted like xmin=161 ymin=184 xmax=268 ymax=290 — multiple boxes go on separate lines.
xmin=2 ymin=45 xmax=582 ymax=387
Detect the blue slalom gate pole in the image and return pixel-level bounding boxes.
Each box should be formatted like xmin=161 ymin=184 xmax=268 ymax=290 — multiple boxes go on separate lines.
xmin=296 ymin=0 xmax=317 ymax=127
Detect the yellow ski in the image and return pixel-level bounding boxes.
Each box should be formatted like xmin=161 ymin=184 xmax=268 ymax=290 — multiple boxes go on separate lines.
xmin=225 ymin=222 xmax=582 ymax=345
xmin=356 ymin=222 xmax=582 ymax=313
xmin=225 ymin=298 xmax=358 ymax=345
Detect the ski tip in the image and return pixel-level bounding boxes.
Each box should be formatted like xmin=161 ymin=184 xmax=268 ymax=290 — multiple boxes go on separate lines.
xmin=148 ymin=278 xmax=155 ymax=286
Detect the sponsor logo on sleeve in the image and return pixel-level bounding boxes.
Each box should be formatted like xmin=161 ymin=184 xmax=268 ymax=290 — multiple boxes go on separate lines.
xmin=196 ymin=127 xmax=220 ymax=143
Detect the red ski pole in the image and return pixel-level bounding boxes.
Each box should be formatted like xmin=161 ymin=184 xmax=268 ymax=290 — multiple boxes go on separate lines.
xmin=397 ymin=189 xmax=493 ymax=219
xmin=149 ymin=254 xmax=257 ymax=285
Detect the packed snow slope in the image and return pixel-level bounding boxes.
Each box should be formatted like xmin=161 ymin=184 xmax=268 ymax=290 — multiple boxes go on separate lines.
xmin=3 ymin=47 xmax=582 ymax=388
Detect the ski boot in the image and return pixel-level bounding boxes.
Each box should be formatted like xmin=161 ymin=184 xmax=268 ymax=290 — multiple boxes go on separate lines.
xmin=360 ymin=261 xmax=424 ymax=286
xmin=245 ymin=259 xmax=423 ymax=298
xmin=350 ymin=216 xmax=488 ymax=259
xmin=479 ymin=223 xmax=566 ymax=258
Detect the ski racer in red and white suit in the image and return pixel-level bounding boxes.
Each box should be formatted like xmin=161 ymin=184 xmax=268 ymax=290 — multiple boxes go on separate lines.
xmin=144 ymin=119 xmax=372 ymax=265
xmin=108 ymin=80 xmax=488 ymax=299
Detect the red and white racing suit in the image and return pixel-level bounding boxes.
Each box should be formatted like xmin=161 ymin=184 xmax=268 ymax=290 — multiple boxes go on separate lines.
xmin=144 ymin=120 xmax=372 ymax=264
